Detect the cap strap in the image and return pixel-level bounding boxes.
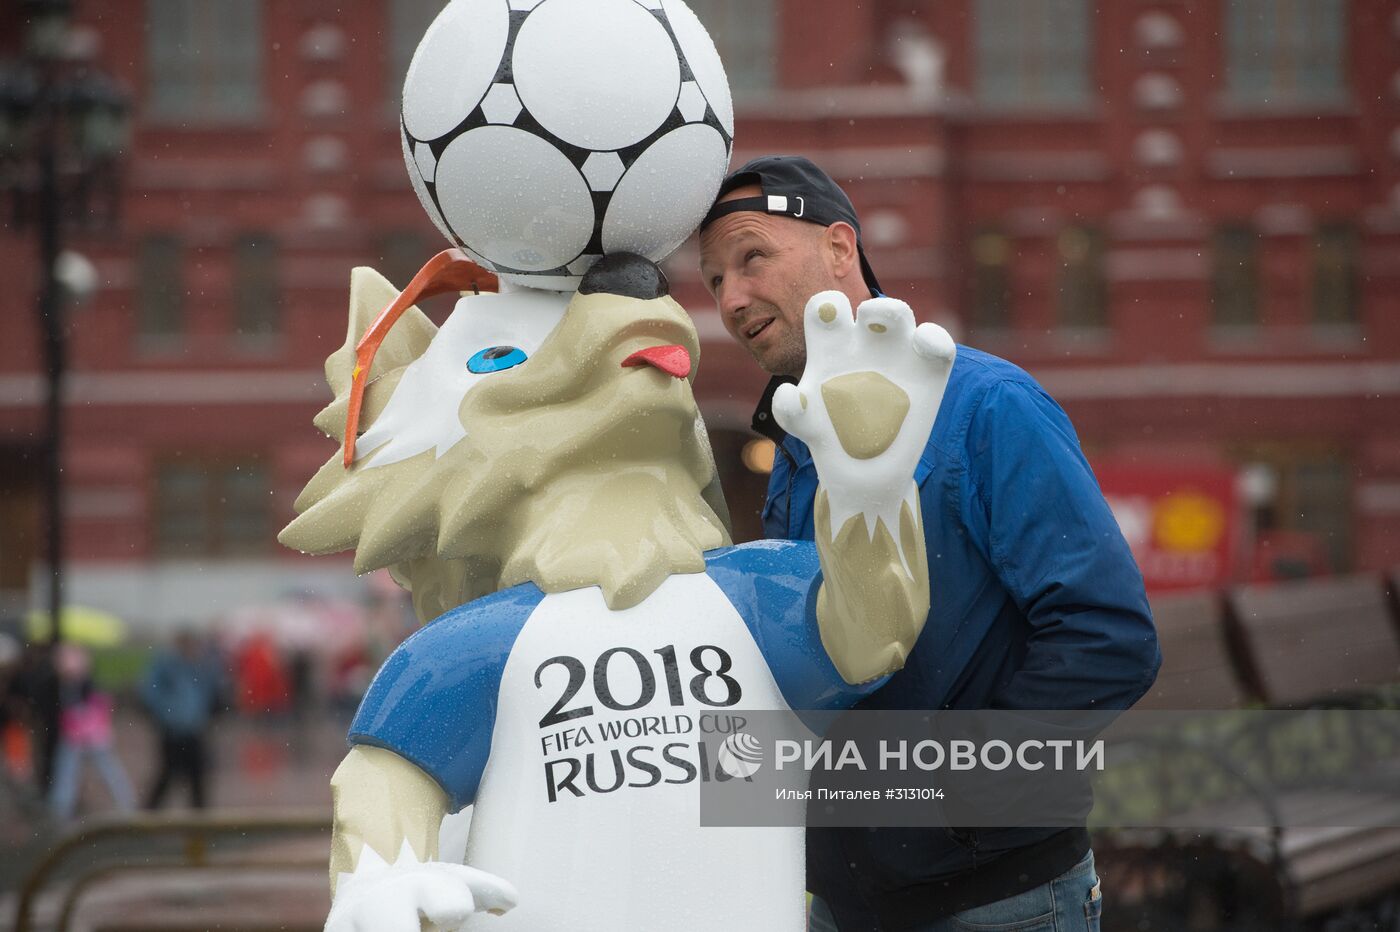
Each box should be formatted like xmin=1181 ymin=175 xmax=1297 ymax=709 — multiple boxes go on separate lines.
xmin=701 ymin=194 xmax=807 ymax=230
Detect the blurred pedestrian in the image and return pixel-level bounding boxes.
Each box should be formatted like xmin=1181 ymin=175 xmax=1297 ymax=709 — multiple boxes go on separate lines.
xmin=11 ymin=644 xmax=61 ymax=792
xmin=288 ymin=648 xmax=313 ymax=720
xmin=140 ymin=630 xmax=222 ymax=809
xmin=48 ymin=643 xmax=135 ymax=819
xmin=0 ymin=633 xmax=30 ymax=781
xmin=234 ymin=632 xmax=290 ymax=718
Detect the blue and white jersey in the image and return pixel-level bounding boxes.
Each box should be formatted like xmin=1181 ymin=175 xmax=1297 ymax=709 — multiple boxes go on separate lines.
xmin=349 ymin=540 xmax=879 ymax=931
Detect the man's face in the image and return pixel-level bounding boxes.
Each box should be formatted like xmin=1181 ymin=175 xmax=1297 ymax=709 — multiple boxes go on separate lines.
xmin=698 ymin=187 xmax=838 ymax=378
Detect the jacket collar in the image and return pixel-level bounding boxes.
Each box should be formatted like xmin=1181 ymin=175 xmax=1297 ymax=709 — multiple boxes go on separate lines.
xmin=751 ymin=375 xmax=796 ymax=444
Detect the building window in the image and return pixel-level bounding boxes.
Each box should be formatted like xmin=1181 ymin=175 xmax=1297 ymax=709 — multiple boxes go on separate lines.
xmin=387 ymin=1 xmax=772 ymax=105
xmin=373 ymin=229 xmax=457 ymax=321
xmin=1240 ymin=447 xmax=1352 ymax=575
xmin=1225 ymin=0 xmax=1347 ymax=107
xmin=1289 ymin=454 xmax=1350 ymax=572
xmin=0 ymin=456 xmax=40 ymax=596
xmin=969 ymin=230 xmax=1012 ymax=331
xmin=1056 ymin=226 xmax=1107 ymax=329
xmin=154 ymin=460 xmax=270 ymax=557
xmin=975 ymin=0 xmax=1092 ymax=109
xmin=1313 ymin=224 xmax=1358 ymax=327
xmin=233 ymin=235 xmax=281 ymax=339
xmin=685 ymin=0 xmax=777 ymax=97
xmin=136 ymin=234 xmax=184 ymax=341
xmin=232 ymin=233 xmax=281 ymax=340
xmin=1211 ymin=226 xmax=1258 ymax=328
xmin=377 ymin=230 xmax=429 ymax=292
xmin=388 ymin=0 xmax=447 ymax=107
xmin=147 ymin=0 xmax=263 ymax=121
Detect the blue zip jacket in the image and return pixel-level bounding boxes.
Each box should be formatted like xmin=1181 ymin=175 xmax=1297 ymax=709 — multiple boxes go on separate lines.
xmin=755 ymin=344 xmax=1161 ymax=926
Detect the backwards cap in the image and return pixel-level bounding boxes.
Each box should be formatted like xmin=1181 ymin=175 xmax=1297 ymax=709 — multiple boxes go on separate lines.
xmin=700 ymin=155 xmax=883 ymax=295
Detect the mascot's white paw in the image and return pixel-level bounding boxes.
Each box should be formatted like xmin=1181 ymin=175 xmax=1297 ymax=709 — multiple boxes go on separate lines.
xmin=326 ymin=840 xmax=517 ymax=932
xmin=772 ymin=291 xmax=955 ymax=571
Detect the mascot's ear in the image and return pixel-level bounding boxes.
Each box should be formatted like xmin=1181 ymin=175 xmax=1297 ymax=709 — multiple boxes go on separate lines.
xmin=312 ymin=267 xmax=438 ymax=442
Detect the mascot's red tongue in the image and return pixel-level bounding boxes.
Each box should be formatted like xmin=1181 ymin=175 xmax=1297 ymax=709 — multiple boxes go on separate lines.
xmin=621 ymin=345 xmax=691 ymax=379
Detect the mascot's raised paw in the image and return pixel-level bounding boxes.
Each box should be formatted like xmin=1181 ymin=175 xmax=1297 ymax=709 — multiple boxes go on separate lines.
xmin=772 ymin=291 xmax=956 ymax=559
xmin=326 ymin=846 xmax=517 ymax=932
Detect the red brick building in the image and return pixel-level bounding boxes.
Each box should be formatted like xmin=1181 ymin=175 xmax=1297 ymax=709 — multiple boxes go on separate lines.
xmin=2 ymin=0 xmax=1396 ymax=626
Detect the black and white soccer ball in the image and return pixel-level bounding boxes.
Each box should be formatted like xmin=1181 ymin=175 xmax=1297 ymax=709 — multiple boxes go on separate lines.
xmin=401 ymin=0 xmax=735 ymax=291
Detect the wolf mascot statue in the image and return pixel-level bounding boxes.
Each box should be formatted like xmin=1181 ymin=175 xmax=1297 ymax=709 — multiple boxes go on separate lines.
xmin=279 ymin=3 xmax=955 ymax=930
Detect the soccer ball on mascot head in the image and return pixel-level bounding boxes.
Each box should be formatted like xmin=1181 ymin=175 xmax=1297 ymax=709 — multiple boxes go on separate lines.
xmin=401 ymin=0 xmax=735 ymax=292
xmin=281 ymin=0 xmax=739 ymax=623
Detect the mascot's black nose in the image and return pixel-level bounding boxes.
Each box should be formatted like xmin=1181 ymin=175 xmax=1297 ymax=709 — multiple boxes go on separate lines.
xmin=579 ymin=253 xmax=670 ymax=300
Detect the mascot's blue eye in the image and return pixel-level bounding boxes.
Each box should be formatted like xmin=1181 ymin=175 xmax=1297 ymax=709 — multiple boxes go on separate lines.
xmin=468 ymin=346 xmax=528 ymax=374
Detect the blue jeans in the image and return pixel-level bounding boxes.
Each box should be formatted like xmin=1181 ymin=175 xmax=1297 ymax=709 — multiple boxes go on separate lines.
xmin=48 ymin=741 xmax=137 ymax=819
xmin=810 ymin=850 xmax=1101 ymax=931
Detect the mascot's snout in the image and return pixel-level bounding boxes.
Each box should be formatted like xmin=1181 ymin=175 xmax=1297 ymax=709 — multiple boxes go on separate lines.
xmin=584 ymin=253 xmax=692 ymax=379
xmin=580 ymin=252 xmax=670 ymax=300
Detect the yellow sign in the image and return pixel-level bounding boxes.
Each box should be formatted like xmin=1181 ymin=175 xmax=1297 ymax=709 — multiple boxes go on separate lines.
xmin=1153 ymin=493 xmax=1226 ymax=553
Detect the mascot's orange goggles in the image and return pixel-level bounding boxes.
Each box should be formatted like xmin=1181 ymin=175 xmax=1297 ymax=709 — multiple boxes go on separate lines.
xmin=342 ymin=249 xmax=498 ymax=468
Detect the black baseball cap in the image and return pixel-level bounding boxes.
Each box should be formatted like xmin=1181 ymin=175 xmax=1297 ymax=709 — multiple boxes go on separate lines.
xmin=700 ymin=155 xmax=883 ymax=296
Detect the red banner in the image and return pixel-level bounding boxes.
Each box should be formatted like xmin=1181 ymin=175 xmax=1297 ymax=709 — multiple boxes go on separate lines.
xmin=1092 ymin=461 xmax=1240 ymax=592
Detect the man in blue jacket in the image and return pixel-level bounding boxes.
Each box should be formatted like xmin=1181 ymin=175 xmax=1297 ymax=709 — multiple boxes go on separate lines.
xmin=698 ymin=156 xmax=1161 ymax=931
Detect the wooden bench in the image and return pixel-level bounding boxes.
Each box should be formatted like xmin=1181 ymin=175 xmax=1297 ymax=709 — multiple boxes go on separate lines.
xmin=1133 ymin=590 xmax=1249 ymax=711
xmin=1227 ymin=575 xmax=1400 ymax=708
xmin=1095 ymin=575 xmax=1400 ymax=931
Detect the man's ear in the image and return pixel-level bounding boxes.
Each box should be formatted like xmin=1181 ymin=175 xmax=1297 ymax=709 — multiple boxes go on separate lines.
xmin=825 ymin=221 xmax=861 ymax=280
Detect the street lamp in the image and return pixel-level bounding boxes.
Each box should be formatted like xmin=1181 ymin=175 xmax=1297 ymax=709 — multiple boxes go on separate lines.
xmin=22 ymin=0 xmax=77 ymax=62
xmin=0 ymin=0 xmax=129 ymax=647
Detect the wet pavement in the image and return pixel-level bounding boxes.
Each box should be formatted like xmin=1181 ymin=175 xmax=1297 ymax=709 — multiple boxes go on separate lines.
xmin=0 ymin=708 xmax=350 ymax=931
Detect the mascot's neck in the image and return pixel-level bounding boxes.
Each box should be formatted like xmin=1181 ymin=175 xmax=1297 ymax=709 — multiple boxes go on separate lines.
xmin=498 ymin=464 xmax=729 ymax=611
xmin=405 ymin=463 xmax=729 ymax=621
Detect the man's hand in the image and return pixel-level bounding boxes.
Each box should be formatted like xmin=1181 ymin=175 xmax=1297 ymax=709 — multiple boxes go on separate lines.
xmin=772 ymin=290 xmax=955 ymax=562
xmin=326 ymin=846 xmax=518 ymax=932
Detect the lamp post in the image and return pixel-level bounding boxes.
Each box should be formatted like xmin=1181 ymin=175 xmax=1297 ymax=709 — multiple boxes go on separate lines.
xmin=0 ymin=0 xmax=129 ymax=647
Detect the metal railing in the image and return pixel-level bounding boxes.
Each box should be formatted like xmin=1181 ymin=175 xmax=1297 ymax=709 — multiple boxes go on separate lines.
xmin=14 ymin=808 xmax=330 ymax=932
